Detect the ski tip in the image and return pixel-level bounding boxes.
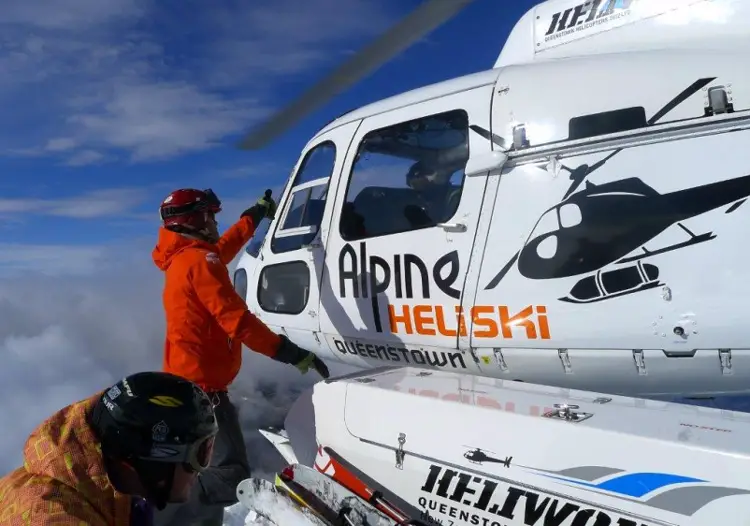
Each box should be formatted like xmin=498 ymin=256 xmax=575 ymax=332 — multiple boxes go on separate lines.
xmin=237 ymin=477 xmax=276 ymax=503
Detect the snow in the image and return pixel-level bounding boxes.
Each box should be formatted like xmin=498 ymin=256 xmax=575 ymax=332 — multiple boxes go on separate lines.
xmin=222 ymin=485 xmax=320 ymax=526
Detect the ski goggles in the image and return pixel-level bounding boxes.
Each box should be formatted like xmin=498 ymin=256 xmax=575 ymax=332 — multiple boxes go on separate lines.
xmin=201 ymin=188 xmax=222 ymax=213
xmin=144 ymin=432 xmax=217 ymax=473
xmin=158 ymin=188 xmax=222 ymax=221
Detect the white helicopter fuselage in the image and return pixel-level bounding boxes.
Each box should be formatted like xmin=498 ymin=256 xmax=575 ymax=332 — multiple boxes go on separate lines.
xmin=294 ymin=365 xmax=750 ymax=526
xmin=234 ymin=0 xmax=750 ymax=398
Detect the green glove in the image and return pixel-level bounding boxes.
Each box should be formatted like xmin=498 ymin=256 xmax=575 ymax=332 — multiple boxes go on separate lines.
xmin=257 ymin=189 xmax=277 ymax=219
xmin=241 ymin=189 xmax=277 ymax=225
xmin=273 ymin=334 xmax=330 ymax=379
xmin=295 ymin=352 xmax=330 ymax=379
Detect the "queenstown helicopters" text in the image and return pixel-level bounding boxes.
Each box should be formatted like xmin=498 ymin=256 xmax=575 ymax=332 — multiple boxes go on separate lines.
xmin=419 ymin=464 xmax=652 ymax=526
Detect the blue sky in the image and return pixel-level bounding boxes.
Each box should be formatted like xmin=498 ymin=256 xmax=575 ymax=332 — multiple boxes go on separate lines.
xmin=0 ymin=0 xmax=538 ymax=275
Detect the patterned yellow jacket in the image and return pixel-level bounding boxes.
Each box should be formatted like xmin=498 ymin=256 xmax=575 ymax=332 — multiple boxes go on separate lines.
xmin=0 ymin=393 xmax=133 ymax=525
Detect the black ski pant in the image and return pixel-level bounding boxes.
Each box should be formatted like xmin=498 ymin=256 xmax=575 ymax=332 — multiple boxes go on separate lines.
xmin=153 ymin=390 xmax=250 ymax=526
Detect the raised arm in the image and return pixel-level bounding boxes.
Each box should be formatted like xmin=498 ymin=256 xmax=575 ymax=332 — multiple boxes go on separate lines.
xmin=215 ymin=216 xmax=256 ymax=265
xmin=216 ymin=189 xmax=278 ymax=264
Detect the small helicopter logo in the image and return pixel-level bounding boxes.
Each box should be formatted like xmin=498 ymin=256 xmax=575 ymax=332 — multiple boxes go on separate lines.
xmin=462 ymin=446 xmax=512 ymax=468
xmin=483 ymin=77 xmax=750 ymax=304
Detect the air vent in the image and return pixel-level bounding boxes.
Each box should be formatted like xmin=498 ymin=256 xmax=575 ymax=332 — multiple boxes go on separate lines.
xmin=568 ymin=106 xmax=647 ymax=141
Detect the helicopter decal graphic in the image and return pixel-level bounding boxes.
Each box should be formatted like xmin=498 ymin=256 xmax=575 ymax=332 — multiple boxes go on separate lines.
xmin=463 ymin=446 xmax=512 ymax=468
xmin=482 ymin=77 xmax=750 ymax=304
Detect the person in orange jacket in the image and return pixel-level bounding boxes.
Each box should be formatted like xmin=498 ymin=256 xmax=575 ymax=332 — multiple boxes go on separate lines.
xmin=151 ymin=187 xmax=329 ymax=525
xmin=0 ymin=371 xmax=219 ymax=526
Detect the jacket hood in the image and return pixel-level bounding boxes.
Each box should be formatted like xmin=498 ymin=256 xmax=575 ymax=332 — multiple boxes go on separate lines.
xmin=152 ymin=227 xmax=213 ymax=271
xmin=21 ymin=393 xmax=132 ymax=523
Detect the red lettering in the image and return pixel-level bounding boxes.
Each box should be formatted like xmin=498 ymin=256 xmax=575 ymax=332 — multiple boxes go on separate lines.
xmin=537 ymin=305 xmax=551 ymax=339
xmin=472 ymin=306 xmax=499 ymax=338
xmin=434 ymin=306 xmax=457 ymax=337
xmin=499 ymin=305 xmax=537 ymax=339
xmin=413 ymin=305 xmax=436 ymax=335
xmin=388 ymin=305 xmax=413 ymax=334
xmin=386 ymin=304 xmax=551 ymax=340
xmin=455 ymin=306 xmax=468 ymax=337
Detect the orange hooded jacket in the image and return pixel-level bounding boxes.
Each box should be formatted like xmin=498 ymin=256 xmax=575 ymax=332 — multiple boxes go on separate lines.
xmin=152 ymin=216 xmax=282 ymax=392
xmin=0 ymin=394 xmax=133 ymax=526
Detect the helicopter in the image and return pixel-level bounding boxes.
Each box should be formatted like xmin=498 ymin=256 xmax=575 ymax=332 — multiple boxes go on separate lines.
xmin=233 ymin=0 xmax=750 ymax=400
xmin=462 ymin=446 xmax=513 ymax=468
xmin=228 ymin=1 xmax=750 ymax=526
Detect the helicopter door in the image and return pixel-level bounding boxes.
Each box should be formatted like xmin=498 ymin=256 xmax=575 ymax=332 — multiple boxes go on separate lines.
xmin=318 ymin=84 xmax=497 ymax=375
xmin=248 ymin=120 xmax=362 ymax=356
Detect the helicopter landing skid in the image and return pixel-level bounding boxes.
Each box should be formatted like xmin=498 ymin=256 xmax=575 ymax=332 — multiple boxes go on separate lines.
xmin=559 ymin=261 xmax=662 ymax=304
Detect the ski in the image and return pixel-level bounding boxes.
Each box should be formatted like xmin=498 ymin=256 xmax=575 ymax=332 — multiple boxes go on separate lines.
xmin=236 ymin=477 xmax=328 ymax=526
xmin=280 ymin=464 xmax=396 ymax=526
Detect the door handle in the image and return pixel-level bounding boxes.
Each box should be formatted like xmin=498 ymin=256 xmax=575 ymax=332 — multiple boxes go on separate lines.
xmin=303 ymin=239 xmax=323 ymax=250
xmin=437 ymin=222 xmax=467 ymax=233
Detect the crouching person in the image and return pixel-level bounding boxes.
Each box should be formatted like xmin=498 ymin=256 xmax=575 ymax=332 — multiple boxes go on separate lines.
xmin=0 ymin=371 xmax=218 ymax=526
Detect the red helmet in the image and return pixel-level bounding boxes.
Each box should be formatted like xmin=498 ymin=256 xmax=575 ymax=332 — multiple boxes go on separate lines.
xmin=159 ymin=188 xmax=222 ymax=232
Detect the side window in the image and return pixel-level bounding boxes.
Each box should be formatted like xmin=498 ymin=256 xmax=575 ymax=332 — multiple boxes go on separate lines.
xmin=246 ymin=179 xmax=290 ymax=258
xmin=271 ymin=141 xmax=336 ymax=253
xmin=245 ymin=217 xmax=271 ymax=258
xmin=257 ymin=261 xmax=310 ymax=314
xmin=232 ymin=268 xmax=248 ymax=302
xmin=339 ymin=109 xmax=469 ymax=241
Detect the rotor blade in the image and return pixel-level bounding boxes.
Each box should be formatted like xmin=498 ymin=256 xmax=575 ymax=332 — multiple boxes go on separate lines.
xmin=237 ymin=0 xmax=478 ymax=150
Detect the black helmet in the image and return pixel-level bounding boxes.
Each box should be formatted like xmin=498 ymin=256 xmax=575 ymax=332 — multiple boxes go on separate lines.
xmin=90 ymin=371 xmax=219 ymax=508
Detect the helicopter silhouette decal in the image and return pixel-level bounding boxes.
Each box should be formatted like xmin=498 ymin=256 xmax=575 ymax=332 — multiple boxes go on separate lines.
xmin=482 ymin=77 xmax=750 ymax=304
xmin=463 ymin=446 xmax=512 ymax=468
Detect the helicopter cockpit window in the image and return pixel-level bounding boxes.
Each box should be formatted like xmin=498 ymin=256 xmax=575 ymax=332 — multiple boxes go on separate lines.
xmin=339 ymin=109 xmax=469 ymax=241
xmin=568 ymin=106 xmax=647 ymax=141
xmin=271 ymin=141 xmax=336 ymax=253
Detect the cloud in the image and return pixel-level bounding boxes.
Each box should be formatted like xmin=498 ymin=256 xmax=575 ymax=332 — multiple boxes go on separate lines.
xmin=0 ymin=184 xmax=287 ymax=277
xmin=66 ymin=81 xmax=270 ymax=162
xmin=0 ymin=0 xmax=400 ymax=165
xmin=199 ymin=0 xmax=395 ymax=88
xmin=0 ymin=250 xmax=356 ymax=481
xmin=0 ymin=244 xmax=108 ymax=276
xmin=214 ymin=161 xmax=288 ymax=180
xmin=0 ymin=0 xmax=144 ymax=29
xmin=65 ymin=150 xmax=107 ymax=166
xmin=0 ymin=187 xmax=148 ymax=219
xmin=44 ymin=138 xmax=77 ymax=152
